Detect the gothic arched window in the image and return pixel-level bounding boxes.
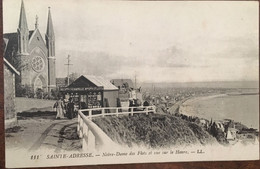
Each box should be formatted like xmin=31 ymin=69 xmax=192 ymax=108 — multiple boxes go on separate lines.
xmin=34 ymin=77 xmax=43 ymax=91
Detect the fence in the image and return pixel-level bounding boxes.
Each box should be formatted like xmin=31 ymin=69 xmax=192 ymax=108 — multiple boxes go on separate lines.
xmin=77 ymin=106 xmax=156 ymax=151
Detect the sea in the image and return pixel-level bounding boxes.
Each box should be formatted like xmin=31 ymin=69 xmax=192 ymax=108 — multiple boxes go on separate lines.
xmin=179 ymin=94 xmax=259 ymax=129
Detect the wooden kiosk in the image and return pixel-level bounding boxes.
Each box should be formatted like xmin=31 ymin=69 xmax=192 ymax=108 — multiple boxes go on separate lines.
xmin=60 ymin=75 xmax=119 ymax=110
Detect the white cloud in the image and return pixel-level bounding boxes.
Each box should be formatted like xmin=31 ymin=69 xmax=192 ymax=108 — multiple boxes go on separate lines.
xmin=3 ymin=0 xmax=259 ymax=82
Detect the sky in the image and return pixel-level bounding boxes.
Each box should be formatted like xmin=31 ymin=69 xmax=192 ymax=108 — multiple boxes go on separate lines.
xmin=3 ymin=0 xmax=259 ymax=83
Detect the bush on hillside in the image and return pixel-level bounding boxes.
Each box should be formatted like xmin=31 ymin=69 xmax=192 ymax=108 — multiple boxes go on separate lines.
xmin=93 ymin=114 xmax=216 ymax=148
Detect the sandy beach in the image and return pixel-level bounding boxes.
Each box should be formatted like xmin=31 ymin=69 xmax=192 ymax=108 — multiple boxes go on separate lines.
xmin=179 ymin=93 xmax=259 ymax=129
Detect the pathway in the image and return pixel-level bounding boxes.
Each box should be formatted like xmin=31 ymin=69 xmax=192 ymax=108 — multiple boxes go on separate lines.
xmin=5 ymin=116 xmax=81 ymax=152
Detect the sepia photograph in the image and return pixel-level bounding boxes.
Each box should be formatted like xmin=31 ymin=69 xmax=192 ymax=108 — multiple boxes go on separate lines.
xmin=2 ymin=0 xmax=259 ymax=168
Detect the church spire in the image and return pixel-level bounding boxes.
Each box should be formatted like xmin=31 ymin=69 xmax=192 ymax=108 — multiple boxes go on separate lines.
xmin=35 ymin=15 xmax=39 ymax=29
xmin=46 ymin=7 xmax=55 ymax=57
xmin=46 ymin=7 xmax=56 ymax=92
xmin=46 ymin=7 xmax=55 ymax=38
xmin=17 ymin=0 xmax=29 ymax=55
xmin=18 ymin=0 xmax=28 ymax=31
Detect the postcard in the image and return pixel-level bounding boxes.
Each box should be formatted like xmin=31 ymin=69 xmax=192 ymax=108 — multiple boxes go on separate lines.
xmin=3 ymin=0 xmax=259 ymax=168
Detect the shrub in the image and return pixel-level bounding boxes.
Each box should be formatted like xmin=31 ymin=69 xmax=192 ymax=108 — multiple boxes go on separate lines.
xmin=16 ymin=84 xmax=34 ymax=98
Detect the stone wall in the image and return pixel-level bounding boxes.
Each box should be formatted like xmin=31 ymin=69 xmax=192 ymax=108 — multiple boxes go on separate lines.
xmin=4 ymin=64 xmax=16 ymax=119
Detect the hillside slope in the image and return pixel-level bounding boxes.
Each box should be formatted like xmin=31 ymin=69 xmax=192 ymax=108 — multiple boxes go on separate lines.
xmin=93 ymin=114 xmax=217 ymax=148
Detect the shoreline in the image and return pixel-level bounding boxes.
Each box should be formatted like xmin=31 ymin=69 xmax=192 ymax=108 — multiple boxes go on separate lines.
xmin=181 ymin=94 xmax=227 ymax=106
xmin=176 ymin=93 xmax=259 ymax=130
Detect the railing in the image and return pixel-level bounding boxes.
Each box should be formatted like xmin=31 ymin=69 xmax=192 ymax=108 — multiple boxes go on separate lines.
xmin=77 ymin=106 xmax=156 ymax=151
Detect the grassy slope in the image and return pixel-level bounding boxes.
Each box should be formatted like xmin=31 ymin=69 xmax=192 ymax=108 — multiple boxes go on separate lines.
xmin=93 ymin=114 xmax=216 ymax=148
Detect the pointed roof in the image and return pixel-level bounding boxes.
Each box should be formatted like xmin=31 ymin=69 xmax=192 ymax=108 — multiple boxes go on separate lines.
xmin=110 ymin=79 xmax=134 ymax=89
xmin=83 ymin=75 xmax=118 ymax=90
xmin=68 ymin=75 xmax=118 ymax=91
xmin=4 ymin=58 xmax=20 ymax=75
xmin=3 ymin=31 xmax=34 ymax=63
xmin=18 ymin=0 xmax=28 ymax=31
xmin=46 ymin=7 xmax=55 ymax=38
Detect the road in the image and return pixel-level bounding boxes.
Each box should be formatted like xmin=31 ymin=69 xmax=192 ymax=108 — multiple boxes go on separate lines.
xmin=168 ymin=97 xmax=191 ymax=114
xmin=5 ymin=116 xmax=81 ymax=152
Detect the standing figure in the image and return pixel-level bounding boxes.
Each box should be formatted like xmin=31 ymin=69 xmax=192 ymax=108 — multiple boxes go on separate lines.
xmin=67 ymin=97 xmax=75 ymax=119
xmin=143 ymin=100 xmax=149 ymax=106
xmin=63 ymin=98 xmax=69 ymax=117
xmin=53 ymin=97 xmax=65 ymax=119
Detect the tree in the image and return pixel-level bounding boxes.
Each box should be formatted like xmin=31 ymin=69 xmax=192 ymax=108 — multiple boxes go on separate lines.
xmin=36 ymin=88 xmax=44 ymax=99
xmin=64 ymin=72 xmax=80 ymax=85
xmin=50 ymin=88 xmax=60 ymax=100
xmin=16 ymin=84 xmax=34 ymax=98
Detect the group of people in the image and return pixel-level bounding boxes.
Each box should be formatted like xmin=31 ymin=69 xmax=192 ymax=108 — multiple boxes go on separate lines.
xmin=53 ymin=97 xmax=76 ymax=119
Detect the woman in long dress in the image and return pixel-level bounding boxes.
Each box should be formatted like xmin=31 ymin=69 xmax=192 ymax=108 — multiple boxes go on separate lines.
xmin=67 ymin=97 xmax=75 ymax=119
xmin=53 ymin=97 xmax=65 ymax=119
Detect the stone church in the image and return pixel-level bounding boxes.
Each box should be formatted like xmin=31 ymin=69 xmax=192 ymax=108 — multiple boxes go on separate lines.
xmin=3 ymin=0 xmax=56 ymax=94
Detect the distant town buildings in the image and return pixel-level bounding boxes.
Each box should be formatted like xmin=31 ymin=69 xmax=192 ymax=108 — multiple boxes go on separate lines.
xmin=110 ymin=79 xmax=134 ymax=90
xmin=237 ymin=128 xmax=258 ymax=142
xmin=56 ymin=77 xmax=67 ymax=88
xmin=111 ymin=79 xmax=143 ymax=106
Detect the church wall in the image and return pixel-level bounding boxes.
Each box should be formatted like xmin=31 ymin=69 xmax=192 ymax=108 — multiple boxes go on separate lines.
xmin=48 ymin=57 xmax=56 ymax=90
xmin=46 ymin=38 xmax=56 ymax=91
xmin=17 ymin=54 xmax=30 ymax=87
xmin=28 ymin=30 xmax=47 ymax=53
xmin=23 ymin=30 xmax=49 ymax=92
